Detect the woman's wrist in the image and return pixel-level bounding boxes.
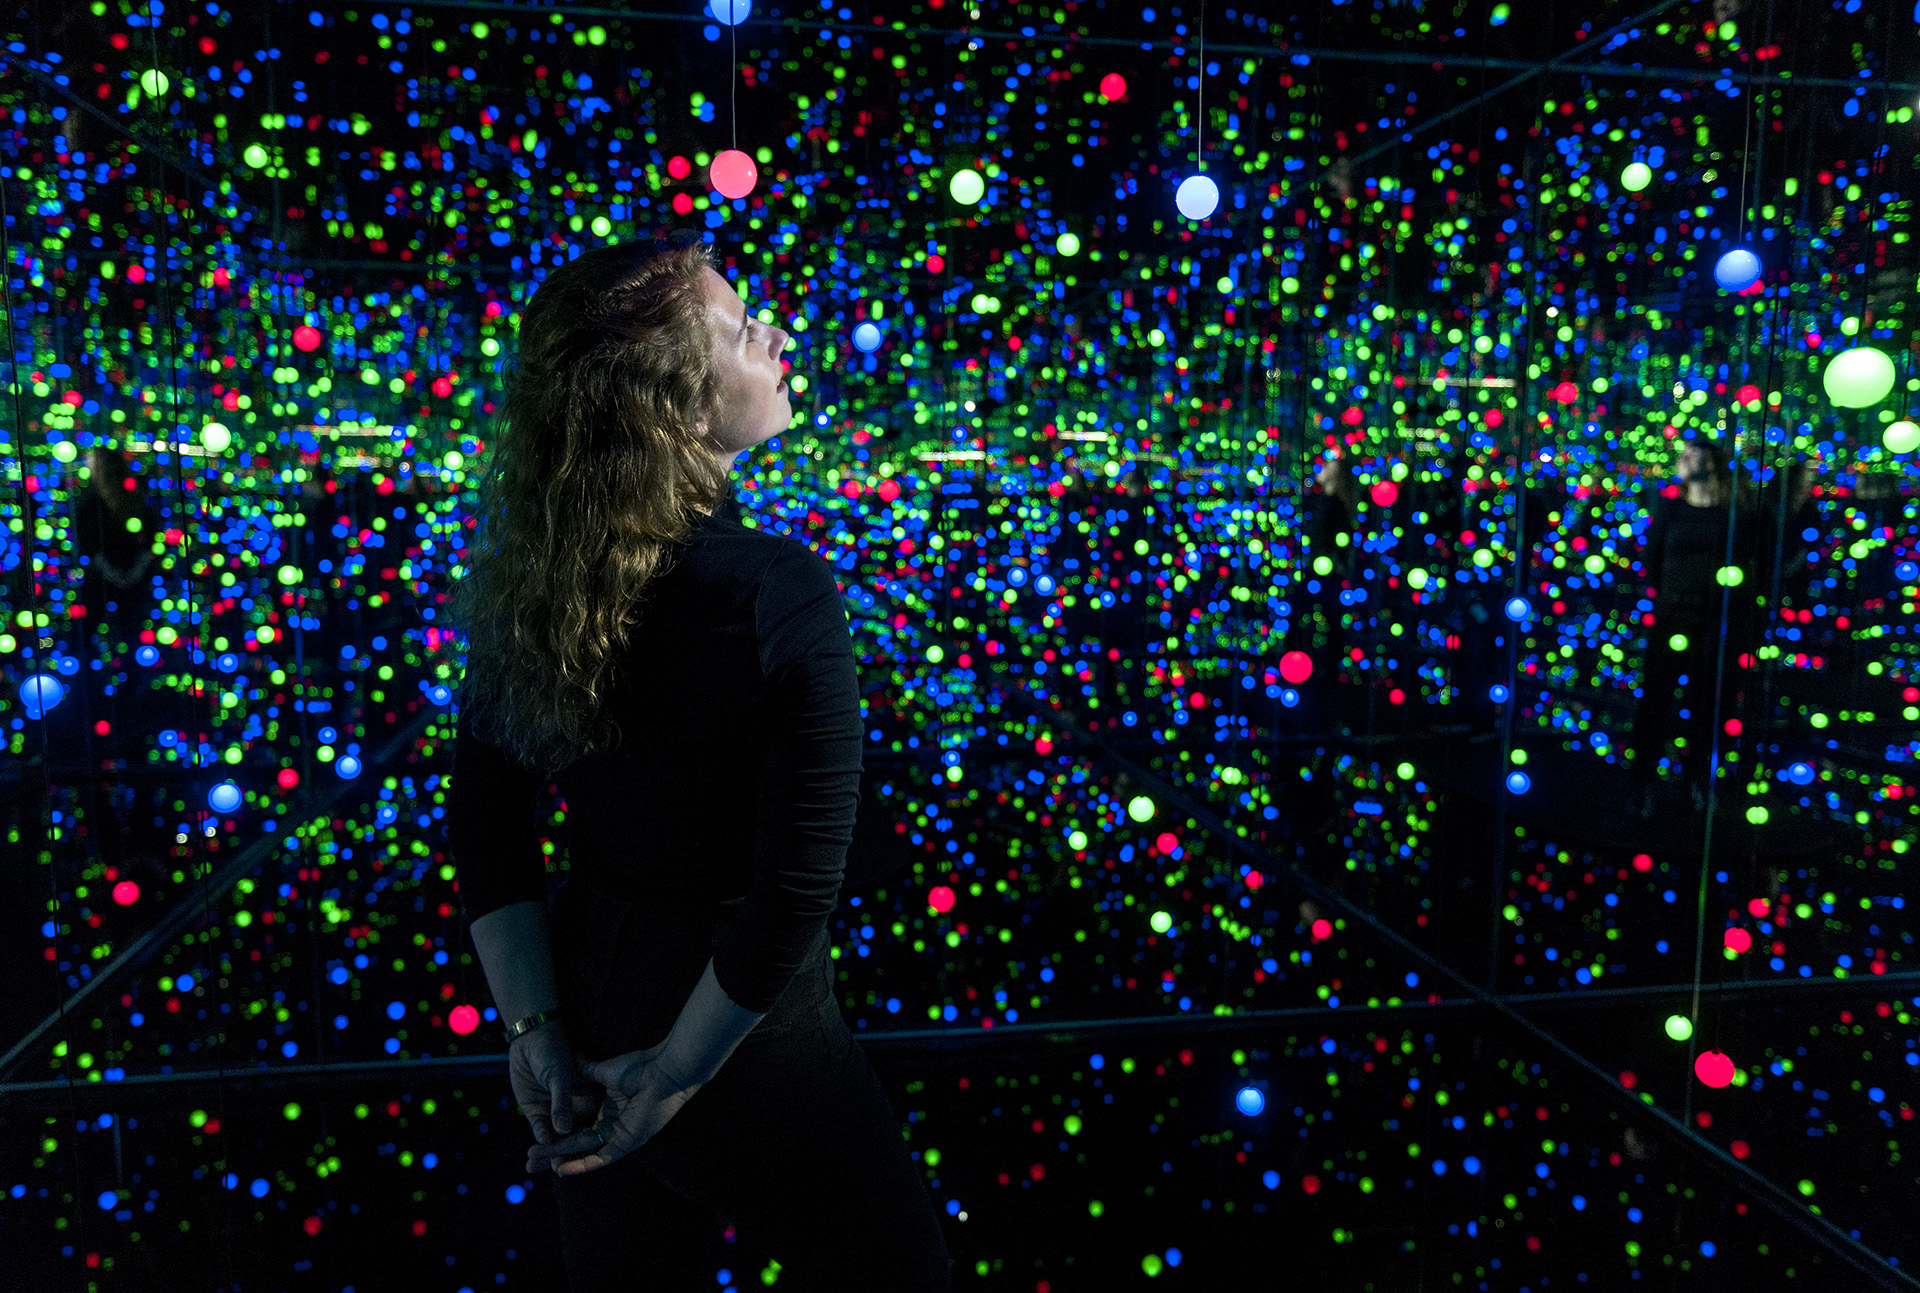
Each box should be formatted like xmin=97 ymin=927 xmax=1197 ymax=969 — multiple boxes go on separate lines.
xmin=503 ymin=1005 xmax=563 ymax=1046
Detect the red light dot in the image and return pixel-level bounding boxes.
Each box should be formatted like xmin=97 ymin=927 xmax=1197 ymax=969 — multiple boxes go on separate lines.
xmin=667 ymin=154 xmax=691 ymax=179
xmin=1552 ymin=381 xmax=1580 ymax=404
xmin=303 ymin=1215 xmax=323 ymax=1236
xmin=1279 ymin=651 xmax=1313 ymax=684
xmin=928 ymin=886 xmax=956 ymax=915
xmin=447 ymin=1004 xmax=480 ymax=1036
xmin=1723 ymin=927 xmax=1753 ymax=954
xmin=1694 ymin=1050 xmax=1735 ymax=1088
xmin=112 ymin=880 xmax=140 ymax=906
xmin=1631 ymin=854 xmax=1653 ymax=872
xmin=1301 ymin=1174 xmax=1321 ymax=1194
xmin=1723 ymin=718 xmax=1743 ymax=736
xmin=1157 ymin=832 xmax=1180 ymax=854
xmin=1369 ymin=480 xmax=1399 ymax=507
xmin=926 ymin=254 xmax=945 ymax=274
xmin=1747 ymin=897 xmax=1770 ymax=918
xmin=1484 ymin=409 xmax=1504 ymax=428
xmin=1310 ymin=918 xmax=1333 ymax=940
xmin=292 ymin=325 xmax=322 ymax=352
xmin=277 ymin=767 xmax=301 ymax=791
xmin=1098 ymin=72 xmax=1127 ymax=101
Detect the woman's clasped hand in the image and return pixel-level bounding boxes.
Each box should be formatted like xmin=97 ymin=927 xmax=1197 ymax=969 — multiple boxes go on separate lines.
xmin=526 ymin=1038 xmax=703 ymax=1177
xmin=507 ymin=1020 xmax=604 ymax=1173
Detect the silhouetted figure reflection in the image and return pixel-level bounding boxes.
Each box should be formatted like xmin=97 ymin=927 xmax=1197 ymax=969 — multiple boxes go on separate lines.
xmin=72 ymin=444 xmax=161 ymax=659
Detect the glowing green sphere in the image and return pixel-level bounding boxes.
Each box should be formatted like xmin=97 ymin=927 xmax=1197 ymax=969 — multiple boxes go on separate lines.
xmin=242 ymin=144 xmax=270 ymax=169
xmin=948 ymin=169 xmax=985 ymax=206
xmin=1056 ymin=232 xmax=1081 ymax=257
xmin=1663 ymin=1014 xmax=1693 ymax=1041
xmin=1821 ymin=345 xmax=1895 ymax=408
xmin=1885 ymin=420 xmax=1920 ymax=454
xmin=1620 ymin=162 xmax=1653 ymax=192
xmin=201 ymin=421 xmax=232 ymax=454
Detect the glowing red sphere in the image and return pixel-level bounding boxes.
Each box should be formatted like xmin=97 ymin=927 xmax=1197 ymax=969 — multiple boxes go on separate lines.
xmin=1279 ymin=650 xmax=1314 ymax=685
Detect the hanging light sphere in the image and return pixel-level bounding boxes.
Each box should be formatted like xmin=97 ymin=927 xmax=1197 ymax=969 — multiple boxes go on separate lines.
xmin=851 ymin=321 xmax=883 ymax=353
xmin=1712 ymin=248 xmax=1762 ymax=292
xmin=19 ymin=674 xmax=64 ymax=719
xmin=201 ymin=421 xmax=232 ymax=455
xmin=1175 ymin=174 xmax=1219 ymax=221
xmin=709 ymin=149 xmax=758 ymax=200
xmin=1884 ymin=420 xmax=1920 ymax=454
xmin=1099 ymin=72 xmax=1128 ymax=101
xmin=1619 ymin=161 xmax=1653 ymax=192
xmin=1822 ymin=345 xmax=1896 ymax=408
xmin=948 ymin=168 xmax=985 ymax=206
xmin=1056 ymin=232 xmax=1081 ymax=257
xmin=708 ymin=0 xmax=752 ymax=24
xmin=292 ymin=324 xmax=322 ymax=352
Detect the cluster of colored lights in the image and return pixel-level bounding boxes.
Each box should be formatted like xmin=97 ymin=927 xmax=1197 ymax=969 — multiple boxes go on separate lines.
xmin=0 ymin=0 xmax=1914 ymax=1286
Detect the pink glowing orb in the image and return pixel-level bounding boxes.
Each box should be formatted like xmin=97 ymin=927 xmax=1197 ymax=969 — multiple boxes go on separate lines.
xmin=1694 ymin=1050 xmax=1735 ymax=1088
xmin=1632 ymin=853 xmax=1653 ymax=872
xmin=1156 ymin=832 xmax=1180 ymax=854
xmin=1279 ymin=650 xmax=1314 ymax=685
xmin=710 ymin=149 xmax=758 ymax=200
xmin=1723 ymin=927 xmax=1753 ymax=954
xmin=928 ymin=885 xmax=956 ymax=915
xmin=1310 ymin=918 xmax=1334 ymax=941
xmin=1552 ymin=381 xmax=1580 ymax=404
xmin=292 ymin=325 xmax=322 ymax=352
xmin=447 ymin=1004 xmax=480 ymax=1036
xmin=1369 ymin=480 xmax=1399 ymax=507
xmin=1099 ymin=72 xmax=1127 ymax=101
xmin=112 ymin=879 xmax=140 ymax=906
xmin=1746 ymin=897 xmax=1771 ymax=918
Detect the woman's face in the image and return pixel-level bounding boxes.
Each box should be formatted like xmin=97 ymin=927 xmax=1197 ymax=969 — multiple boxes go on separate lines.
xmin=695 ymin=266 xmax=793 ymax=462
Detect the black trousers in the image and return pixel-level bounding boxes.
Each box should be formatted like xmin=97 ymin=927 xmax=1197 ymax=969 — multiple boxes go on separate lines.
xmin=1630 ymin=613 xmax=1752 ymax=789
xmin=549 ymin=887 xmax=951 ymax=1292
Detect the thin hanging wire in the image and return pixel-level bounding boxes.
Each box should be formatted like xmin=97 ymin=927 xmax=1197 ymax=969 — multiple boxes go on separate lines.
xmin=146 ymin=17 xmax=238 ymax=1287
xmin=1196 ymin=0 xmax=1205 ymax=172
xmin=730 ymin=5 xmax=738 ymax=154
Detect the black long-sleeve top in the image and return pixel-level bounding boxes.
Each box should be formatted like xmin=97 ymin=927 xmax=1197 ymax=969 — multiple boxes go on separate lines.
xmin=447 ymin=488 xmax=864 ymax=1015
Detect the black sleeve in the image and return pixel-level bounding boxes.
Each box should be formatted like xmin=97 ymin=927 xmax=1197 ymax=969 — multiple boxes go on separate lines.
xmin=448 ymin=713 xmax=552 ymax=939
xmin=710 ymin=542 xmax=862 ymax=1013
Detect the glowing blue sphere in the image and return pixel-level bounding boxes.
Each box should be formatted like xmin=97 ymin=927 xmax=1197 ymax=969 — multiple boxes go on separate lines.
xmin=1787 ymin=762 xmax=1815 ymax=786
xmin=19 ymin=674 xmax=64 ymax=719
xmin=1174 ymin=173 xmax=1220 ymax=220
xmin=1506 ymin=771 xmax=1532 ymax=794
xmin=1713 ymin=248 xmax=1761 ymax=292
xmin=98 ymin=1190 xmax=118 ymax=1211
xmin=1033 ymin=574 xmax=1055 ymax=596
xmin=707 ymin=0 xmax=752 ymax=24
xmin=429 ymin=684 xmax=452 ymax=704
xmin=1008 ymin=568 xmax=1028 ymax=588
xmin=136 ymin=644 xmax=160 ymax=666
xmin=851 ymin=321 xmax=883 ymax=353
xmin=1279 ymin=687 xmax=1301 ymax=708
xmin=1503 ymin=596 xmax=1532 ymax=622
xmin=1235 ymin=1085 xmax=1266 ymax=1116
xmin=207 ymin=781 xmax=243 ymax=814
xmin=1489 ymin=684 xmax=1510 ymax=703
xmin=1895 ymin=560 xmax=1918 ymax=583
xmin=334 ymin=754 xmax=362 ymax=780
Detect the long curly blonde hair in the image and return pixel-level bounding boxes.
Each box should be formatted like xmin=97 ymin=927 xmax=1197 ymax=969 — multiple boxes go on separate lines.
xmin=447 ymin=233 xmax=736 ymax=775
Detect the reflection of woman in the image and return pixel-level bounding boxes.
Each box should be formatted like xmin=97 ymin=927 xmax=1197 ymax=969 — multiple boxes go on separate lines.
xmin=446 ymin=235 xmax=951 ymax=1290
xmin=72 ymin=445 xmax=161 ymax=652
xmin=1630 ymin=440 xmax=1765 ymax=815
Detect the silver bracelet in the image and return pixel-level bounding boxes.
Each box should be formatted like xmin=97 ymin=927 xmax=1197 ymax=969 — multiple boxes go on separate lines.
xmin=502 ymin=1006 xmax=561 ymax=1046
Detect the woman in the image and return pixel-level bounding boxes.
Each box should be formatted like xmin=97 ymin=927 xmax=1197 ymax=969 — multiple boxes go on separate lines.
xmin=72 ymin=443 xmax=162 ymax=652
xmin=446 ymin=235 xmax=952 ymax=1291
